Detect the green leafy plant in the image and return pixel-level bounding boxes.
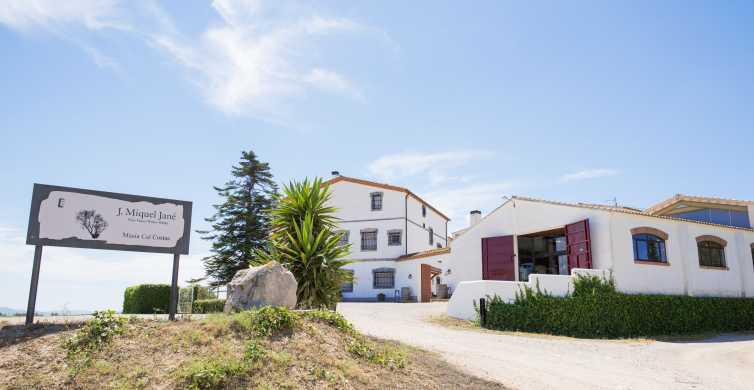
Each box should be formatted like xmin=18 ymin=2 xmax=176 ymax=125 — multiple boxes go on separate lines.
xmin=253 ymin=178 xmax=353 ymax=309
xmin=302 ymin=309 xmax=355 ymax=334
xmin=346 ymin=337 xmax=407 ymax=369
xmin=64 ymin=310 xmax=126 ymax=375
xmin=192 ymin=299 xmax=226 ymax=314
xmin=483 ymin=275 xmax=754 ymax=338
xmin=243 ymin=340 xmax=267 ymax=364
xmin=122 ymin=284 xmax=171 ymax=314
xmin=230 ymin=306 xmax=299 ymax=337
xmin=179 ymin=357 xmax=245 ymax=390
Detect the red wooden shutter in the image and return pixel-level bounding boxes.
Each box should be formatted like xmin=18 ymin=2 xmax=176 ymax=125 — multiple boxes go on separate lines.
xmin=565 ymin=219 xmax=592 ymax=271
xmin=481 ymin=235 xmax=515 ymax=281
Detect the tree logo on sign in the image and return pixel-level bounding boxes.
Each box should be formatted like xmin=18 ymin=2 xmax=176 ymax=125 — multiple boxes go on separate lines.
xmin=76 ymin=209 xmax=108 ymax=239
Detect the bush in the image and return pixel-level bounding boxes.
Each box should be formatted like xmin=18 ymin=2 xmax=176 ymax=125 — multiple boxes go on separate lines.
xmin=123 ymin=284 xmax=171 ymax=314
xmin=302 ymin=310 xmax=355 ymax=334
xmin=484 ymin=275 xmax=754 ymax=338
xmin=64 ymin=310 xmax=126 ymax=375
xmin=230 ymin=306 xmax=299 ymax=337
xmin=193 ymin=299 xmax=226 ymax=314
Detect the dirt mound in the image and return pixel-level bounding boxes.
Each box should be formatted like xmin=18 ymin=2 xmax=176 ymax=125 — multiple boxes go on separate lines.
xmin=0 ymin=313 xmax=505 ymax=389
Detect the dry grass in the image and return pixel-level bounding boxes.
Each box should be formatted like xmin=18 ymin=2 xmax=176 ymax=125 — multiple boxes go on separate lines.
xmin=0 ymin=313 xmax=507 ymax=389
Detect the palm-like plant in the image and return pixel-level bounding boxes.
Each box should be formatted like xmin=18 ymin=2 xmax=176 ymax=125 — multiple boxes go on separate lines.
xmin=254 ymin=178 xmax=352 ymax=309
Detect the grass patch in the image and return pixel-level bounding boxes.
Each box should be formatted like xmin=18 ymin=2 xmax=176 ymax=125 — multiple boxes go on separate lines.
xmin=178 ymin=356 xmax=246 ymax=390
xmin=230 ymin=306 xmax=299 ymax=337
xmin=63 ymin=310 xmax=126 ymax=376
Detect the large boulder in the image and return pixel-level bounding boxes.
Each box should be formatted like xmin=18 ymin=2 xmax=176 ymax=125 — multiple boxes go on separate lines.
xmin=224 ymin=261 xmax=298 ymax=313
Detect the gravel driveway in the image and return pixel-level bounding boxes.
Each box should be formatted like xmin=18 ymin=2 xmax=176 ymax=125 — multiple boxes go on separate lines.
xmin=337 ymin=302 xmax=754 ymax=390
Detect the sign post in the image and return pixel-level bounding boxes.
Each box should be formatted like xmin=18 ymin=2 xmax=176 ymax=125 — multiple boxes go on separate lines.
xmin=25 ymin=184 xmax=192 ymax=326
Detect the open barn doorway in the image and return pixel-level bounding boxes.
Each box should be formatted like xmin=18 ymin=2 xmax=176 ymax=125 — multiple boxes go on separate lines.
xmin=517 ymin=219 xmax=592 ymax=282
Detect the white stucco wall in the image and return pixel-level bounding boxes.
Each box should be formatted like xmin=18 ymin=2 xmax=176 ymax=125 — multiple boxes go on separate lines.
xmin=448 ymin=268 xmax=607 ymax=320
xmin=341 ymin=253 xmax=450 ymax=301
xmin=447 ymin=197 xmax=754 ymax=312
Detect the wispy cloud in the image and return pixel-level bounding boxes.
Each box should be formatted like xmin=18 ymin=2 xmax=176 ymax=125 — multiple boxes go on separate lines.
xmin=424 ymin=181 xmax=520 ymax=229
xmin=0 ymin=0 xmax=123 ymax=32
xmin=559 ymin=169 xmax=619 ymax=183
xmin=367 ymin=151 xmax=490 ymax=182
xmin=0 ymin=0 xmax=382 ymax=121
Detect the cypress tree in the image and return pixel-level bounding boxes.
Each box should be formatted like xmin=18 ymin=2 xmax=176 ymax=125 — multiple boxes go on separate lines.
xmin=198 ymin=150 xmax=278 ymax=285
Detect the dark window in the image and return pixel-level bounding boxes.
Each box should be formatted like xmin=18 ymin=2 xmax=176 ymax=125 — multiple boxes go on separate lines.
xmin=337 ymin=231 xmax=349 ymax=246
xmin=370 ymin=192 xmax=382 ymax=211
xmin=672 ymin=208 xmax=751 ymax=228
xmin=373 ymin=269 xmax=395 ymax=289
xmin=341 ymin=270 xmax=354 ymax=293
xmin=698 ymin=241 xmax=726 ymax=268
xmin=751 ymin=246 xmax=754 ymax=272
xmin=436 ymin=242 xmax=442 ymax=248
xmin=361 ymin=230 xmax=377 ymax=251
xmin=633 ymin=234 xmax=667 ymax=262
xmin=388 ymin=230 xmax=401 ymax=246
xmin=422 ymin=205 xmax=427 ymax=217
xmin=429 ymin=227 xmax=434 ymax=245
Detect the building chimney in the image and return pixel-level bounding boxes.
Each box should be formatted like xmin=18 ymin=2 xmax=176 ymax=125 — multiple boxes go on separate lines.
xmin=470 ymin=210 xmax=482 ymax=227
xmin=331 ymin=171 xmax=340 ymax=177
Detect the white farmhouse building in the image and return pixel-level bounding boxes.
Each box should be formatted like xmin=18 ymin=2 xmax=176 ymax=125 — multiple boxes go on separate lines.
xmin=325 ymin=173 xmax=451 ymax=302
xmin=447 ymin=195 xmax=754 ymax=319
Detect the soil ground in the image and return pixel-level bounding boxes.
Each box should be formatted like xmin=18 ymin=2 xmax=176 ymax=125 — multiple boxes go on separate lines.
xmin=0 ymin=314 xmax=506 ymax=389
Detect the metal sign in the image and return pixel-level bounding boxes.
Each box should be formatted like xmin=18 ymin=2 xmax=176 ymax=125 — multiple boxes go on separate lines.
xmin=27 ymin=184 xmax=192 ymax=254
xmin=24 ymin=184 xmax=193 ymax=326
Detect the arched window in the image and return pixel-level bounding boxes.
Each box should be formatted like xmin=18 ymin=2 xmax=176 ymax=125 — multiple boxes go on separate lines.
xmin=631 ymin=227 xmax=668 ymax=263
xmin=696 ymin=236 xmax=727 ymax=268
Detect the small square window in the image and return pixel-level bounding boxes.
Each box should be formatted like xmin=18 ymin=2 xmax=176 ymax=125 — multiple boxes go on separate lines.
xmin=373 ymin=269 xmax=395 ymax=289
xmin=388 ymin=231 xmax=402 ymax=246
xmin=341 ymin=270 xmax=354 ymax=293
xmin=337 ymin=231 xmax=349 ymax=246
xmin=370 ymin=192 xmax=383 ymax=211
xmin=361 ymin=230 xmax=377 ymax=251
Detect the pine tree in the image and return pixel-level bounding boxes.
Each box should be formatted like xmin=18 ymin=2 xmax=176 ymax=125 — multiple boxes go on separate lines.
xmin=198 ymin=151 xmax=278 ymax=285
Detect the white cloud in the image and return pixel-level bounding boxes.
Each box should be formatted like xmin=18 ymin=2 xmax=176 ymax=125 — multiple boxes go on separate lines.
xmin=0 ymin=0 xmax=378 ymax=120
xmin=0 ymin=224 xmax=209 ymax=312
xmin=0 ymin=0 xmax=122 ymax=32
xmin=367 ymin=151 xmax=489 ymax=182
xmin=424 ymin=181 xmax=520 ymax=231
xmin=149 ymin=5 xmax=367 ymax=119
xmin=559 ymin=169 xmax=619 ymax=183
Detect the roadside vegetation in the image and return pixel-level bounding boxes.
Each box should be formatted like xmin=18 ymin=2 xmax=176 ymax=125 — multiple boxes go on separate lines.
xmin=482 ymin=274 xmax=754 ymax=338
xmin=0 ymin=307 xmax=505 ymax=389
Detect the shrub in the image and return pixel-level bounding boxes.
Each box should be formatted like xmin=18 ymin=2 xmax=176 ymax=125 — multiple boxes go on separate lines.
xmin=64 ymin=310 xmax=126 ymax=375
xmin=243 ymin=340 xmax=267 ymax=364
xmin=123 ymin=284 xmax=171 ymax=314
xmin=484 ymin=275 xmax=754 ymax=338
xmin=231 ymin=306 xmax=299 ymax=337
xmin=179 ymin=357 xmax=245 ymax=390
xmin=302 ymin=310 xmax=355 ymax=334
xmin=193 ymin=299 xmax=226 ymax=314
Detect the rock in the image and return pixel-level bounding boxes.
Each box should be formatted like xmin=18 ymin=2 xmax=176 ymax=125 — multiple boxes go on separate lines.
xmin=224 ymin=261 xmax=298 ymax=313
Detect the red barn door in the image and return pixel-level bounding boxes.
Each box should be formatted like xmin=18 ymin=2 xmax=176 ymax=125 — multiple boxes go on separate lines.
xmin=566 ymin=219 xmax=592 ymax=271
xmin=482 ymin=235 xmax=515 ymax=281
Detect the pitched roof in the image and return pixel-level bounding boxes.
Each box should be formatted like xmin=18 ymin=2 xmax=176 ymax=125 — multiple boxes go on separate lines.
xmin=645 ymin=194 xmax=754 ymax=215
xmin=323 ymin=175 xmax=450 ymax=221
xmin=511 ymin=196 xmax=754 ymax=232
xmin=397 ymin=247 xmax=451 ymax=261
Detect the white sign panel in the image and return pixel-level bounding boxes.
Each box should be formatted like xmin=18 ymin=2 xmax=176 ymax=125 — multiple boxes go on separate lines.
xmin=27 ymin=184 xmax=192 ymax=254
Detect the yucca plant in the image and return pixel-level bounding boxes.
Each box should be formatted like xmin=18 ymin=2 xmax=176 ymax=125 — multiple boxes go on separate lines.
xmin=253 ymin=178 xmax=352 ymax=309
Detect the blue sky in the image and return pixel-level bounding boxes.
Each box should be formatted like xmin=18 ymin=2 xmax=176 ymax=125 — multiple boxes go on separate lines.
xmin=1 ymin=0 xmax=753 ymax=312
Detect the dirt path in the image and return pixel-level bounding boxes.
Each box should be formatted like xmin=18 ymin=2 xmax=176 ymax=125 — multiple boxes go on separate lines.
xmin=337 ymin=302 xmax=754 ymax=390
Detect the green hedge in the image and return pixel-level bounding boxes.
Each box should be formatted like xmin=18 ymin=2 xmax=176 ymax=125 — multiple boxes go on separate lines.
xmin=483 ymin=275 xmax=754 ymax=338
xmin=192 ymin=299 xmax=226 ymax=314
xmin=122 ymin=284 xmax=171 ymax=314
